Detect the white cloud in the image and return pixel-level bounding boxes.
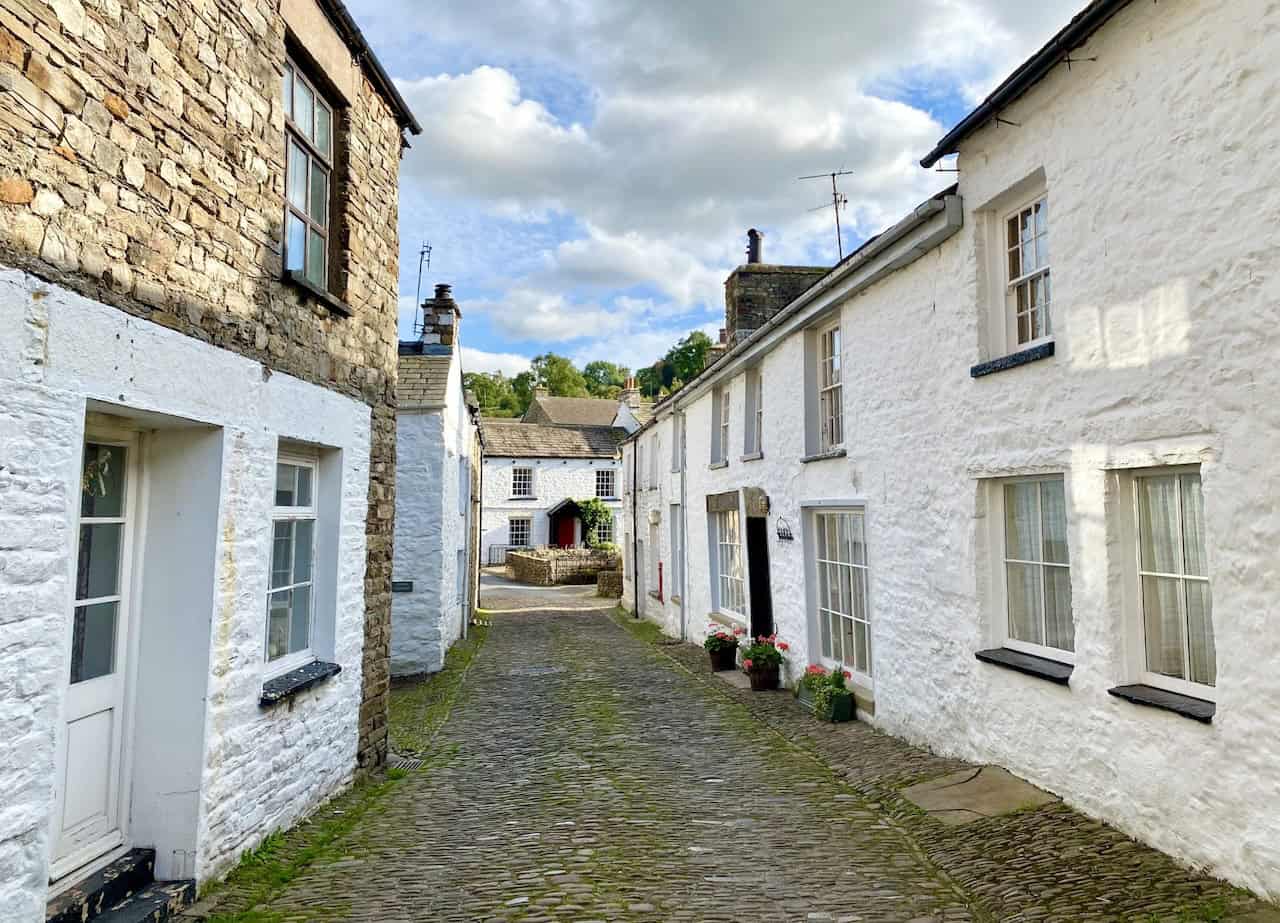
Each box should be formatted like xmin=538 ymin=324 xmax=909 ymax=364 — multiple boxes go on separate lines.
xmin=467 ymin=288 xmax=616 ymax=343
xmin=461 ymin=347 xmax=532 ymax=376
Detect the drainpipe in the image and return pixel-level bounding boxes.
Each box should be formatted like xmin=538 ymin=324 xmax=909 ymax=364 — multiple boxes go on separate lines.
xmin=630 ymin=443 xmax=640 ymax=619
xmin=678 ymin=412 xmax=688 ymax=641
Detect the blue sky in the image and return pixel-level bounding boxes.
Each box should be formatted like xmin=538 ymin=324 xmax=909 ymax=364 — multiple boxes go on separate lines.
xmin=345 ymin=0 xmax=1084 ymax=377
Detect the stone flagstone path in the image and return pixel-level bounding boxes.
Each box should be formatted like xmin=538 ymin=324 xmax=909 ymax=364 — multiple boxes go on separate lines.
xmin=190 ymin=606 xmax=1280 ymax=922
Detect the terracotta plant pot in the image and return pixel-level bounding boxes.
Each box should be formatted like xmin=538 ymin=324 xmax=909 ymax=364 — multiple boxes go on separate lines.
xmin=747 ymin=664 xmax=780 ymax=691
xmin=708 ymin=647 xmax=738 ymax=671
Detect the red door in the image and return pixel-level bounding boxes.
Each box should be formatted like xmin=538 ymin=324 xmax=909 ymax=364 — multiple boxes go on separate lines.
xmin=555 ymin=516 xmax=576 ymax=547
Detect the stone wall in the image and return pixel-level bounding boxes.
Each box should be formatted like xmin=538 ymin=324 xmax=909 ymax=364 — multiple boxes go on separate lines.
xmin=724 ymin=264 xmax=827 ymax=342
xmin=597 ymin=569 xmax=622 ymax=598
xmin=508 ymin=549 xmax=619 ymax=587
xmin=0 ymin=0 xmax=408 ymax=770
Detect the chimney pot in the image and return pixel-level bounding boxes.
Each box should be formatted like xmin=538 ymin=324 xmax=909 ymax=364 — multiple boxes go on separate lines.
xmin=419 ymin=282 xmax=460 ymax=347
xmin=434 ymin=283 xmax=452 ymax=300
xmin=746 ymin=228 xmax=763 ymax=264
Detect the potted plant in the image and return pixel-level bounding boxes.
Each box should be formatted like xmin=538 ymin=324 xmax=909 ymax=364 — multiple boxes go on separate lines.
xmin=703 ymin=623 xmax=742 ymax=671
xmin=796 ymin=664 xmax=855 ymax=722
xmin=741 ymin=635 xmax=789 ymax=691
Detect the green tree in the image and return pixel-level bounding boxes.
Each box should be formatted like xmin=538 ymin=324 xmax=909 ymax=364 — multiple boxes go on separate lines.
xmin=529 ymin=353 xmax=590 ymax=398
xmin=462 ymin=372 xmax=521 ymax=417
xmin=582 ymin=360 xmax=630 ymax=399
xmin=665 ymin=330 xmax=713 ymax=385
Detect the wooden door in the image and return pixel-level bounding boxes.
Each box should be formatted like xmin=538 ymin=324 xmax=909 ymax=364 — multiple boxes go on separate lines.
xmin=556 ymin=515 xmax=576 ymax=547
xmin=51 ymin=435 xmax=137 ymax=881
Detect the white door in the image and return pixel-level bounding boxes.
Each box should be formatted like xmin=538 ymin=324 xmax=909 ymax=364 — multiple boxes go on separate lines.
xmin=51 ymin=436 xmax=137 ymax=881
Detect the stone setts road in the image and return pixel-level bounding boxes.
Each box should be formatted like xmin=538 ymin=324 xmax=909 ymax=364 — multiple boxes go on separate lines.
xmin=197 ymin=602 xmax=1279 ymax=922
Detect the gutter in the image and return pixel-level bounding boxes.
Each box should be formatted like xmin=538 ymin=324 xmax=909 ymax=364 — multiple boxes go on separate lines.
xmin=920 ymin=0 xmax=1132 ymax=167
xmin=317 ymin=0 xmax=423 ymax=135
xmin=621 ymin=188 xmax=962 ymax=442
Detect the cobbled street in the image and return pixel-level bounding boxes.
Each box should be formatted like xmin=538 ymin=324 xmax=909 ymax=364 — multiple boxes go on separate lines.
xmin=192 ymin=591 xmax=1279 ymax=923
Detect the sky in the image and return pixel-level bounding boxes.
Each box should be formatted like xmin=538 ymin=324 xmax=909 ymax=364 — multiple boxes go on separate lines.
xmin=344 ymin=0 xmax=1085 ymax=378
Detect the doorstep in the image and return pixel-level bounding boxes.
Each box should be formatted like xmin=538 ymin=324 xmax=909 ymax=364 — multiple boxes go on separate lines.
xmin=710 ymin=669 xmax=752 ymax=690
xmin=46 ymin=848 xmax=195 ymax=923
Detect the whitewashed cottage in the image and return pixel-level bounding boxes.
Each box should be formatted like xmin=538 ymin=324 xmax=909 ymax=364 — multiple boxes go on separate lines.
xmin=0 ymin=0 xmax=417 ymax=918
xmin=391 ymin=285 xmax=481 ymax=678
xmin=623 ymin=0 xmax=1280 ymax=899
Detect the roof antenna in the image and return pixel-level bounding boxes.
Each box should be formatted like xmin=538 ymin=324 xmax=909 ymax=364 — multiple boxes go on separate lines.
xmin=412 ymin=241 xmax=433 ymax=337
xmin=799 ymin=169 xmax=853 ymax=260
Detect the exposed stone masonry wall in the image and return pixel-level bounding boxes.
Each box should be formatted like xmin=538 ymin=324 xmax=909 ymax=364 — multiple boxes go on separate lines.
xmin=508 ymin=549 xmax=620 ymax=587
xmin=0 ymin=0 xmax=405 ymax=769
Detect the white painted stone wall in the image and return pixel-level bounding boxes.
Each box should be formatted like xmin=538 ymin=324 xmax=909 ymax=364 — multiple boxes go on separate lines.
xmin=0 ymin=270 xmax=372 ymax=917
xmin=481 ymin=456 xmax=622 ymax=563
xmin=391 ymin=356 xmax=475 ymax=676
xmin=626 ymin=0 xmax=1280 ymax=898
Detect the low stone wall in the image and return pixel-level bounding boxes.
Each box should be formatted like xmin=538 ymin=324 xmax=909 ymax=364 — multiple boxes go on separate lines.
xmin=508 ymin=549 xmax=620 ymax=586
xmin=598 ymin=569 xmax=623 ymax=598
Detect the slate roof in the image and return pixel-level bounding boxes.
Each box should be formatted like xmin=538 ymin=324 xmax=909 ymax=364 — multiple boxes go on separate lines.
xmin=397 ymin=352 xmax=453 ymax=410
xmin=480 ymin=420 xmax=624 ymax=459
xmin=523 ymin=395 xmax=621 ymax=427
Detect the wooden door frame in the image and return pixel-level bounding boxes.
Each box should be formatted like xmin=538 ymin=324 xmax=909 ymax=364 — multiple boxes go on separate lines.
xmin=50 ymin=418 xmax=149 ymax=886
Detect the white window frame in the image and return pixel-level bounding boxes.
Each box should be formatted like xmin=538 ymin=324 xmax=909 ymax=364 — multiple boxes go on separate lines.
xmin=744 ymin=367 xmax=763 ymax=457
xmin=712 ymin=387 xmax=729 ymax=465
xmin=649 ymin=521 xmax=661 ymax=594
xmin=595 ymin=467 xmax=616 ymax=499
xmin=987 ymin=475 xmax=1075 ymax=664
xmin=511 ymin=466 xmax=534 ymax=498
xmin=670 ymin=413 xmax=683 ymax=472
xmin=266 ymin=450 xmax=319 ymax=677
xmin=1004 ymin=194 xmax=1051 ymax=348
xmin=817 ymin=322 xmax=843 ymax=453
xmin=648 ymin=434 xmax=660 ymax=489
xmin=810 ymin=507 xmax=872 ymax=686
xmin=713 ymin=508 xmax=745 ymax=617
xmin=1118 ymin=465 xmax=1215 ymax=701
xmin=508 ymin=516 xmax=531 ymax=548
xmin=669 ymin=504 xmax=682 ymax=600
xmin=593 ymin=515 xmax=615 ymax=545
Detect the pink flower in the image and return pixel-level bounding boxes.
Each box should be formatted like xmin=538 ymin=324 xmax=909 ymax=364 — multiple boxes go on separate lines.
xmin=732 ymin=626 xmax=745 ymax=636
xmin=757 ymin=635 xmax=767 ymax=643
xmin=777 ymin=642 xmax=789 ymax=652
xmin=742 ymin=658 xmax=753 ymax=670
xmin=842 ymin=670 xmax=852 ymax=680
xmin=806 ymin=664 xmax=826 ymax=676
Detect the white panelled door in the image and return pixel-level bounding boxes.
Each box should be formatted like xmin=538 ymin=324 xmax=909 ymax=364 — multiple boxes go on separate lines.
xmin=51 ymin=436 xmax=137 ymax=880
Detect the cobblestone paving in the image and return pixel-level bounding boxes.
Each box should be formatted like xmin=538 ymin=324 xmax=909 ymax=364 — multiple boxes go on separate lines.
xmin=201 ymin=608 xmax=1277 ymax=922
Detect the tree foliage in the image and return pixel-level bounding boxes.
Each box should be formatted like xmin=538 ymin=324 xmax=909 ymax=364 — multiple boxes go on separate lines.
xmin=582 ymin=360 xmax=630 ymax=399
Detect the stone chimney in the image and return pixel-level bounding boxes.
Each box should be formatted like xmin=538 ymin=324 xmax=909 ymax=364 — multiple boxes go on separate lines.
xmin=533 ymin=384 xmax=549 ymax=399
xmin=620 ymin=376 xmax=642 ymax=409
xmin=724 ymin=230 xmax=827 ymax=344
xmin=703 ymin=328 xmax=728 ymax=371
xmin=420 ymin=283 xmax=461 ymax=348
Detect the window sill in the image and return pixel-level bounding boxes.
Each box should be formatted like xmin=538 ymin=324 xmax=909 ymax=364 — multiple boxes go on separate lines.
xmin=707 ymin=611 xmax=746 ymax=632
xmin=647 ymin=590 xmax=663 ymax=602
xmin=709 ymin=460 xmax=729 ymax=470
xmin=507 ymin=496 xmax=539 ymax=501
xmin=975 ymin=648 xmax=1072 ymax=685
xmin=596 ymin=496 xmax=619 ymax=501
xmin=260 ymin=660 xmax=341 ymax=707
xmin=800 ymin=448 xmax=846 ymax=464
xmin=283 ymin=270 xmax=352 ymax=317
xmin=741 ymin=452 xmax=764 ymax=463
xmin=970 ymin=340 xmax=1054 ymax=378
xmin=1107 ymin=684 xmax=1215 ymax=723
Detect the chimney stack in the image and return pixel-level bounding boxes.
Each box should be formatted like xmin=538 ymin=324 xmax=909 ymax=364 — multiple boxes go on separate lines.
xmin=746 ymin=228 xmax=763 ymax=264
xmin=620 ymin=376 xmax=642 ymax=409
xmin=533 ymin=384 xmax=549 ymax=399
xmin=420 ymin=283 xmax=461 ymax=348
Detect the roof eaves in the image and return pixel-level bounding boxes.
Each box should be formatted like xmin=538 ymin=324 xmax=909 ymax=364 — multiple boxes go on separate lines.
xmin=314 ymin=0 xmax=422 ymax=135
xmin=920 ymin=0 xmax=1132 ymax=167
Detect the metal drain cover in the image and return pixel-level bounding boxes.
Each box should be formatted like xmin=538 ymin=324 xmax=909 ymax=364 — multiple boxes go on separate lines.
xmin=388 ymin=752 xmax=425 ymax=770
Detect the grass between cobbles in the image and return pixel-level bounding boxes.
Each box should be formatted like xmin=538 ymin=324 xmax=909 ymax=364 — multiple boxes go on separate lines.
xmin=194 ymin=620 xmax=489 ymax=922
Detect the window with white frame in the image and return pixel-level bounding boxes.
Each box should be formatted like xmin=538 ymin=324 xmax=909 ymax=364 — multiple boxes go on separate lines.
xmin=813 ymin=509 xmax=871 ymax=679
xmin=456 ymin=549 xmax=466 ymax=604
xmin=1134 ymin=469 xmax=1214 ymax=689
xmin=714 ymin=509 xmax=745 ymax=615
xmin=596 ymin=468 xmax=616 ymax=498
xmin=818 ymin=324 xmax=843 ymax=452
xmin=649 ymin=522 xmax=661 ymax=593
xmin=508 ymin=516 xmax=531 ymax=547
xmin=267 ymin=454 xmax=318 ymax=667
xmin=283 ymin=59 xmax=336 ymax=291
xmin=1006 ymin=195 xmax=1051 ymax=345
xmin=512 ymin=466 xmax=533 ymax=498
xmin=624 ymin=532 xmax=633 ymax=578
xmin=648 ymin=434 xmax=659 ymax=488
xmin=593 ymin=515 xmax=615 ymax=545
xmin=999 ymin=477 xmax=1073 ymax=656
xmin=636 ymin=443 xmax=645 ymax=488
xmin=712 ymin=387 xmax=729 ymax=465
xmin=671 ymin=414 xmax=683 ymax=472
xmin=744 ymin=367 xmax=763 ymax=456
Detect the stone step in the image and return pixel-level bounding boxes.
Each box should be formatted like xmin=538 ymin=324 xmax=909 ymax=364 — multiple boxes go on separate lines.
xmin=46 ymin=849 xmax=156 ymax=923
xmin=94 ymin=881 xmax=196 ymax=923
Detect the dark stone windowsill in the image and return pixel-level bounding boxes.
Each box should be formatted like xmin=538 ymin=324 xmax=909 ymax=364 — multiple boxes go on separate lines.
xmin=1108 ymin=683 xmax=1215 ymax=722
xmin=647 ymin=590 xmax=663 ymax=601
xmin=741 ymin=452 xmax=764 ymax=463
xmin=508 ymin=496 xmax=539 ymax=501
xmin=260 ymin=660 xmax=341 ymax=707
xmin=709 ymin=460 xmax=729 ymax=470
xmin=975 ymin=648 xmax=1072 ymax=685
xmin=970 ymin=340 xmax=1054 ymax=378
xmin=800 ymin=448 xmax=847 ymax=464
xmin=283 ymin=270 xmax=352 ymax=317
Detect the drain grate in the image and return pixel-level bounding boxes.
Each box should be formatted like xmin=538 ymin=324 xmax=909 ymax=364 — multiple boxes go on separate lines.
xmin=388 ymin=752 xmax=425 ymax=771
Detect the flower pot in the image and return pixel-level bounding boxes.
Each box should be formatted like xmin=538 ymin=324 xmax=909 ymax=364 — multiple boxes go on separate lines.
xmin=747 ymin=664 xmax=780 ymax=691
xmin=708 ymin=647 xmax=738 ymax=671
xmin=797 ymin=684 xmax=855 ymax=722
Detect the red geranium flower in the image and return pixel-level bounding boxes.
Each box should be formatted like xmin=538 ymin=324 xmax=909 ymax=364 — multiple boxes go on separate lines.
xmin=742 ymin=658 xmax=753 ymax=670
xmin=777 ymin=642 xmax=789 ymax=651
